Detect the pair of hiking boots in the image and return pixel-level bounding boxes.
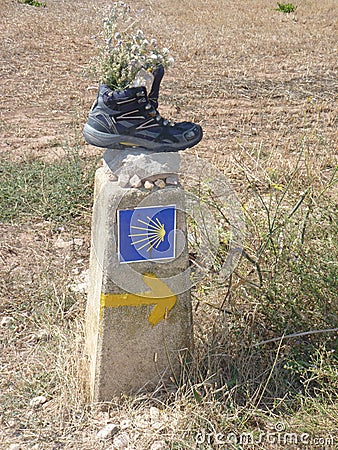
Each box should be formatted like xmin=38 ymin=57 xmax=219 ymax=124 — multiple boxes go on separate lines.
xmin=83 ymin=65 xmax=202 ymax=152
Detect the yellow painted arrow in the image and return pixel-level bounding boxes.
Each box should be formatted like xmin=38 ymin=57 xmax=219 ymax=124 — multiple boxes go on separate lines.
xmin=100 ymin=273 xmax=177 ymax=326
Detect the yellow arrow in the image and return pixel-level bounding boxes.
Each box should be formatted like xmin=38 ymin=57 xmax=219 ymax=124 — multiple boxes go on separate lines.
xmin=100 ymin=273 xmax=177 ymax=326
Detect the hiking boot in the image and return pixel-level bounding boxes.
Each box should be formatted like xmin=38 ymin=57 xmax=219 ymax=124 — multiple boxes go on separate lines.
xmin=83 ymin=66 xmax=202 ymax=152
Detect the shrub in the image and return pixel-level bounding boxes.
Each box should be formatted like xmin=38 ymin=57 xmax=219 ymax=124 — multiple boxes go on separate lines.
xmin=276 ymin=2 xmax=297 ymax=13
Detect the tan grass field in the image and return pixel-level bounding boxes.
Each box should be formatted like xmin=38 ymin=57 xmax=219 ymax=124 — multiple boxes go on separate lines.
xmin=1 ymin=0 xmax=337 ymax=449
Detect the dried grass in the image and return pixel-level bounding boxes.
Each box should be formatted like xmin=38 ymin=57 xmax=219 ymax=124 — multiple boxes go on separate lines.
xmin=1 ymin=0 xmax=337 ymax=448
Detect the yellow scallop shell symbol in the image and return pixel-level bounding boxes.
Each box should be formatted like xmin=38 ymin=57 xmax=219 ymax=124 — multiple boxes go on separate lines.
xmin=129 ymin=216 xmax=166 ymax=252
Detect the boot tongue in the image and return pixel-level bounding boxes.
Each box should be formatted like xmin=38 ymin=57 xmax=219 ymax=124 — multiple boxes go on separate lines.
xmin=149 ymin=64 xmax=164 ymax=109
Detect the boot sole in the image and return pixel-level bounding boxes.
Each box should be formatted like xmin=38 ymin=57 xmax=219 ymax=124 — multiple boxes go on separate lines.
xmin=82 ymin=124 xmax=202 ymax=152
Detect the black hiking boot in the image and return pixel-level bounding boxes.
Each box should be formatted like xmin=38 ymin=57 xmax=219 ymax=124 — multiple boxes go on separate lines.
xmin=83 ymin=66 xmax=202 ymax=152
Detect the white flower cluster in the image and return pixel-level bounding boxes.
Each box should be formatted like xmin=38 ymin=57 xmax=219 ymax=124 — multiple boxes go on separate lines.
xmin=94 ymin=1 xmax=174 ymax=90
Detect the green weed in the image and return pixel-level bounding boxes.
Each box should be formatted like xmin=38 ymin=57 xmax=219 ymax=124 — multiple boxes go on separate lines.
xmin=276 ymin=2 xmax=297 ymax=13
xmin=19 ymin=0 xmax=46 ymax=7
xmin=0 ymin=151 xmax=96 ymax=224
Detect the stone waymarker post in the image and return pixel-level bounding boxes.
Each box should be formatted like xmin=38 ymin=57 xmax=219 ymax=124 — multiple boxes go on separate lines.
xmin=85 ymin=150 xmax=193 ymax=402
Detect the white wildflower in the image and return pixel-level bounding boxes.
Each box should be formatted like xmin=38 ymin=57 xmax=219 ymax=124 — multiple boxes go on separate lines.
xmin=92 ymin=1 xmax=174 ymax=90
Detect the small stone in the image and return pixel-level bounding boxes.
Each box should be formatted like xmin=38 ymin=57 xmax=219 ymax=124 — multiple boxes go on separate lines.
xmin=30 ymin=395 xmax=47 ymax=407
xmin=69 ymin=269 xmax=89 ymax=294
xmin=8 ymin=444 xmax=22 ymax=450
xmin=112 ymin=432 xmax=129 ymax=449
xmin=144 ymin=180 xmax=154 ymax=190
xmin=54 ymin=238 xmax=72 ymax=249
xmin=102 ymin=162 xmax=118 ymax=181
xmin=120 ymin=419 xmax=131 ymax=430
xmin=118 ymin=174 xmax=130 ymax=188
xmin=165 ymin=175 xmax=178 ymax=185
xmin=73 ymin=238 xmax=83 ymax=246
xmin=97 ymin=423 xmax=119 ymax=441
xmin=129 ymin=174 xmax=142 ymax=188
xmin=155 ymin=179 xmax=166 ymax=189
xmin=69 ymin=282 xmax=88 ymax=294
xmin=151 ymin=421 xmax=163 ymax=430
xmin=149 ymin=406 xmax=160 ymax=421
xmin=133 ymin=416 xmax=148 ymax=429
xmin=109 ymin=173 xmax=118 ymax=182
xmin=1 ymin=316 xmax=13 ymax=327
xmin=150 ymin=441 xmax=168 ymax=450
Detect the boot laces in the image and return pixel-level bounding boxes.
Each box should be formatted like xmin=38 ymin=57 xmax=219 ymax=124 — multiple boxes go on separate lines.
xmin=143 ymin=101 xmax=175 ymax=127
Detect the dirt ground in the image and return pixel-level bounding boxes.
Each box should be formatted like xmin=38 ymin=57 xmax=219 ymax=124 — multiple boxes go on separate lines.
xmin=1 ymin=0 xmax=337 ymax=448
xmin=1 ymin=0 xmax=336 ymax=164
